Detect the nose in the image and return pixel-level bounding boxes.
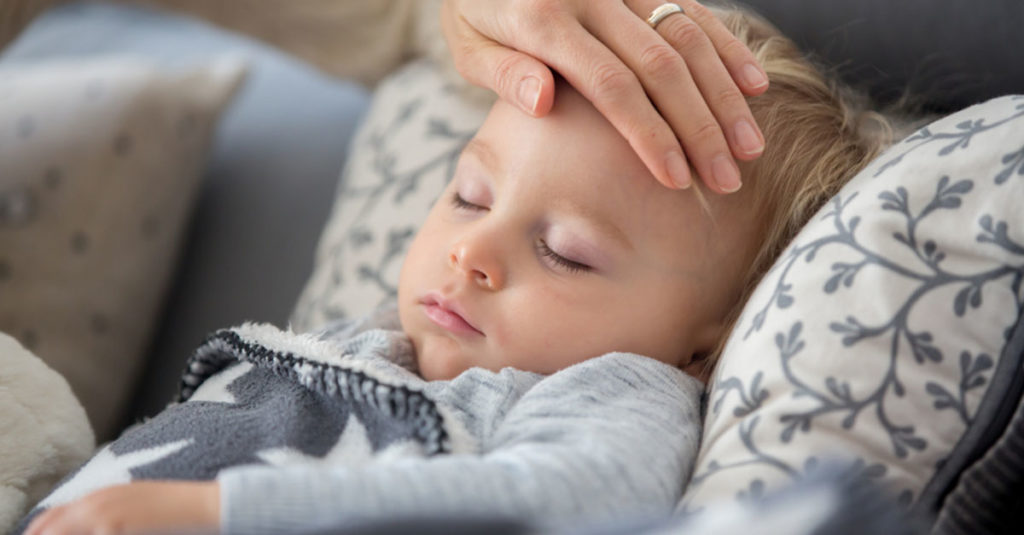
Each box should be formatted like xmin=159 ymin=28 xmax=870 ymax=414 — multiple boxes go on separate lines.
xmin=449 ymin=236 xmax=505 ymax=291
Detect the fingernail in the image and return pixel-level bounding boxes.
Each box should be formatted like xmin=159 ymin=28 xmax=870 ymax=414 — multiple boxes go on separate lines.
xmin=712 ymin=154 xmax=742 ymax=193
xmin=743 ymin=63 xmax=769 ymax=89
xmin=517 ymin=76 xmax=541 ymax=114
xmin=665 ymin=151 xmax=691 ymax=189
xmin=735 ymin=119 xmax=764 ymax=156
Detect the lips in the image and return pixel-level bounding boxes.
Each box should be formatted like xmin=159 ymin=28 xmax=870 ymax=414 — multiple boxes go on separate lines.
xmin=419 ymin=293 xmax=484 ymax=337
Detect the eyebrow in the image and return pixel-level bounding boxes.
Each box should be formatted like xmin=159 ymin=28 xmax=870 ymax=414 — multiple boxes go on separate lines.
xmin=463 ymin=138 xmax=633 ymax=252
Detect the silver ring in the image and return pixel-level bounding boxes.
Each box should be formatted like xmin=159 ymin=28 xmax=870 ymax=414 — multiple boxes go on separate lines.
xmin=646 ymin=3 xmax=685 ymax=30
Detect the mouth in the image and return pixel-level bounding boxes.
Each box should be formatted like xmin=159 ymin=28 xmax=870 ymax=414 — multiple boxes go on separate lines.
xmin=419 ymin=293 xmax=484 ymax=337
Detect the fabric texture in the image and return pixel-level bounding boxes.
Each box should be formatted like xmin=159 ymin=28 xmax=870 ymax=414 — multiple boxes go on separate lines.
xmin=0 ymin=56 xmax=246 ymax=440
xmin=105 ymin=0 xmax=441 ymax=88
xmin=291 ymin=59 xmax=492 ymax=330
xmin=731 ymin=0 xmax=1024 ymax=112
xmin=17 ymin=307 xmax=703 ymax=535
xmin=683 ymin=95 xmax=1024 ymax=516
xmin=930 ymin=311 xmax=1024 ymax=535
xmin=2 ymin=0 xmax=373 ymax=428
xmin=0 ymin=332 xmax=94 ymax=534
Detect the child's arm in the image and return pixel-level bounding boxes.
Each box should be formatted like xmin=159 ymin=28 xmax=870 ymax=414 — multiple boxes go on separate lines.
xmin=217 ymin=353 xmax=702 ymax=534
xmin=23 ymin=481 xmax=219 ymax=535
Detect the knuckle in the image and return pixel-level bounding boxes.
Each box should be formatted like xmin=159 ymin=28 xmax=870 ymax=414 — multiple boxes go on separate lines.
xmin=449 ymin=40 xmax=477 ymax=73
xmin=621 ymin=116 xmax=666 ymax=147
xmin=637 ymin=43 xmax=682 ymax=81
xmin=95 ymin=519 xmax=125 ymax=535
xmin=685 ymin=119 xmax=724 ymax=145
xmin=589 ymin=63 xmax=638 ymax=104
xmin=681 ymin=1 xmax=714 ymax=25
xmin=493 ymin=53 xmax=525 ymax=96
xmin=661 ymin=19 xmax=710 ymax=52
xmin=712 ymin=86 xmax=748 ymax=111
xmin=512 ymin=0 xmax=563 ymax=29
xmin=717 ymin=36 xmax=752 ymax=61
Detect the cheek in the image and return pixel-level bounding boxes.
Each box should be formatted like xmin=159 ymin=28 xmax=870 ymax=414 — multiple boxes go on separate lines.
xmin=493 ymin=283 xmax=620 ymax=371
xmin=400 ymin=215 xmax=448 ymax=292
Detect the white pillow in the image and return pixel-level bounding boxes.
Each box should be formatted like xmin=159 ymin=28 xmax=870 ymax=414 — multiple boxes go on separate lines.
xmin=0 ymin=57 xmax=246 ymax=440
xmin=683 ymin=95 xmax=1024 ymax=512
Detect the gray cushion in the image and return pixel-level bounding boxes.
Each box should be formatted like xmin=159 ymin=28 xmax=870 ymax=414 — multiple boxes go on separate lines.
xmin=930 ymin=315 xmax=1024 ymax=535
xmin=733 ymin=0 xmax=1024 ymax=112
xmin=2 ymin=1 xmax=370 ymax=428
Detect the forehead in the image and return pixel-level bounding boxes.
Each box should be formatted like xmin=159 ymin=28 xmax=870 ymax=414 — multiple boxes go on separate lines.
xmin=468 ymin=87 xmax=730 ymax=258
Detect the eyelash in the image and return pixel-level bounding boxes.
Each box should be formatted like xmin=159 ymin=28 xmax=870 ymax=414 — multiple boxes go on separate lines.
xmin=451 ymin=193 xmax=591 ymax=274
xmin=451 ymin=192 xmax=486 ymax=211
xmin=538 ymin=240 xmax=591 ymax=274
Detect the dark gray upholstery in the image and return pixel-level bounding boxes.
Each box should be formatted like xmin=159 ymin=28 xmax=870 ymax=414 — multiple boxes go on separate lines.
xmin=733 ymin=0 xmax=1024 ymax=112
xmin=929 ymin=317 xmax=1024 ymax=535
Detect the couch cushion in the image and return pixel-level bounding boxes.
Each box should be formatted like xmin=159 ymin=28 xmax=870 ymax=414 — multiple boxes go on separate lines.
xmin=0 ymin=56 xmax=245 ymax=440
xmin=1 ymin=0 xmax=372 ymax=429
xmin=732 ymin=0 xmax=1024 ymax=112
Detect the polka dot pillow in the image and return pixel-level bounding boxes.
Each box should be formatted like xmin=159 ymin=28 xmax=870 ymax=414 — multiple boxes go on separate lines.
xmin=682 ymin=95 xmax=1024 ymax=516
xmin=0 ymin=57 xmax=245 ymax=440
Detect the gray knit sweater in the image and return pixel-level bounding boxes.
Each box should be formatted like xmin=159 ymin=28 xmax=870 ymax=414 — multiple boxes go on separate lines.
xmin=217 ymin=308 xmax=703 ymax=534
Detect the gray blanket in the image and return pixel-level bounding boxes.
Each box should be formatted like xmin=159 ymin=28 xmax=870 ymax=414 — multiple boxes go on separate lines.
xmin=16 ymin=324 xmax=451 ymax=532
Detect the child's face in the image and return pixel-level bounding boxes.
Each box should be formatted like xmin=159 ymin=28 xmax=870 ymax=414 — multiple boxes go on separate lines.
xmin=398 ymin=84 xmax=757 ymax=381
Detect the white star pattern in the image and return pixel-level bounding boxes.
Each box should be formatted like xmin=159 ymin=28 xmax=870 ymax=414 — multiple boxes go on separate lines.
xmin=188 ymin=362 xmax=253 ymax=404
xmin=38 ymin=439 xmax=192 ymax=509
xmin=257 ymin=413 xmax=422 ymax=468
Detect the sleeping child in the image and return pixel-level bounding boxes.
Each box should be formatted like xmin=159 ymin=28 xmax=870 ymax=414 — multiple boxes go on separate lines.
xmin=21 ymin=6 xmax=889 ymax=535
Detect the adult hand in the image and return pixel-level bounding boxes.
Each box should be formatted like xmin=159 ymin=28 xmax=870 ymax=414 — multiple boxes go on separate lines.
xmin=441 ymin=0 xmax=769 ymax=193
xmin=24 ymin=481 xmax=220 ymax=535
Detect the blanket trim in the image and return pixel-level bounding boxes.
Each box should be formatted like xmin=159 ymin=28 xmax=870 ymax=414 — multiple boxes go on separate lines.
xmin=177 ymin=330 xmax=451 ymax=455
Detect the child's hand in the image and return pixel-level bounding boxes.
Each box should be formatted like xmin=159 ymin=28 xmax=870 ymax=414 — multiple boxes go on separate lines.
xmin=24 ymin=481 xmax=220 ymax=535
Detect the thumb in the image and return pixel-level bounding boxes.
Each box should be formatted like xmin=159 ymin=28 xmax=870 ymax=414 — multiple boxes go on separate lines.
xmin=453 ymin=38 xmax=556 ymax=116
xmin=441 ymin=1 xmax=556 ymax=116
xmin=488 ymin=48 xmax=556 ymax=117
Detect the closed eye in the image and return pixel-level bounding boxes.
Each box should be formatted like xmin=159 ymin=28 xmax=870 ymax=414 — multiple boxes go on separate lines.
xmin=451 ymin=192 xmax=487 ymax=211
xmin=538 ymin=240 xmax=591 ymax=274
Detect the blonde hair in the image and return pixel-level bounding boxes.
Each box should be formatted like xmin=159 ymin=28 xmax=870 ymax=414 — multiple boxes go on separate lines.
xmin=698 ymin=6 xmax=892 ymax=375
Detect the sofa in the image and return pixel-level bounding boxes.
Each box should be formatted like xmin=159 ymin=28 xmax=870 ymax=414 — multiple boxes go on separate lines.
xmin=2 ymin=1 xmax=1023 ymax=533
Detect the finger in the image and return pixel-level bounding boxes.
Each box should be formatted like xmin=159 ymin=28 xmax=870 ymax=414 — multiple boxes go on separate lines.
xmin=539 ymin=22 xmax=696 ymax=189
xmin=587 ymin=3 xmax=742 ymax=193
xmin=441 ymin=1 xmax=556 ymax=116
xmin=25 ymin=507 xmax=65 ymax=535
xmin=624 ymin=1 xmax=766 ymax=163
xmin=678 ymin=0 xmax=770 ymax=96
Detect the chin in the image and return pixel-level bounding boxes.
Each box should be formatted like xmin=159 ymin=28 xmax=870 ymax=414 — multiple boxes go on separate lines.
xmin=418 ymin=351 xmax=466 ymax=381
xmin=409 ymin=334 xmax=468 ymax=381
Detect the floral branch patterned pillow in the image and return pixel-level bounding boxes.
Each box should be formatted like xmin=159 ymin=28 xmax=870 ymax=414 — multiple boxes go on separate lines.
xmin=683 ymin=95 xmax=1024 ymax=517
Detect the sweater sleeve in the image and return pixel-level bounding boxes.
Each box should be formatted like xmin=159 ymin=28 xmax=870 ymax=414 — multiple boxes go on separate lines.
xmin=217 ymin=353 xmax=703 ymax=534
